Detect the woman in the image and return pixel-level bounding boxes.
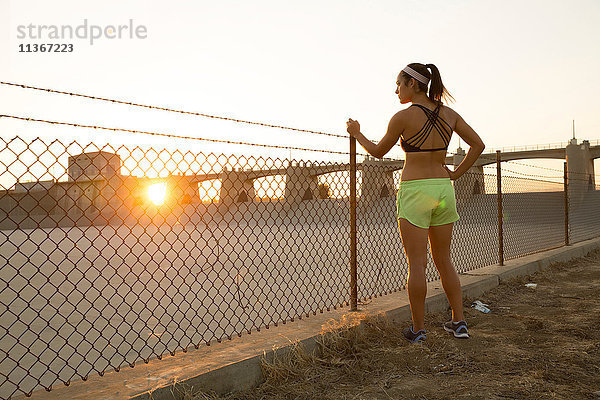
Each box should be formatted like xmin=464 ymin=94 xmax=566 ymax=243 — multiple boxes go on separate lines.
xmin=346 ymin=63 xmax=485 ymax=343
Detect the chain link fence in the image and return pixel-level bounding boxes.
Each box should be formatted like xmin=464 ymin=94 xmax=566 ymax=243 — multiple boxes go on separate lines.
xmin=501 ymin=175 xmax=566 ymax=260
xmin=569 ymin=176 xmax=600 ymax=243
xmin=1 ymin=136 xmax=598 ymax=399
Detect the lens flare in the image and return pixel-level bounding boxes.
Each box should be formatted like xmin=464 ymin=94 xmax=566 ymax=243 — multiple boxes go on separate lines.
xmin=148 ymin=182 xmax=167 ymax=205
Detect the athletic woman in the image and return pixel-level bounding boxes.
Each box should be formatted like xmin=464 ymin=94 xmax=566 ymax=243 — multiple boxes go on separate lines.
xmin=346 ymin=63 xmax=485 ymax=343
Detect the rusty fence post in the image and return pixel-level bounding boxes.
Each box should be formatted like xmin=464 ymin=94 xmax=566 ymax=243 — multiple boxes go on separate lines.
xmin=564 ymin=162 xmax=570 ymax=246
xmin=349 ymin=136 xmax=358 ymax=311
xmin=496 ymin=150 xmax=504 ymax=266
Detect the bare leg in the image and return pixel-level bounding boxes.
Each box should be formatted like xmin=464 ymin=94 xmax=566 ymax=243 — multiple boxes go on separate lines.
xmin=398 ymin=218 xmax=429 ymax=331
xmin=428 ymin=223 xmax=465 ymax=322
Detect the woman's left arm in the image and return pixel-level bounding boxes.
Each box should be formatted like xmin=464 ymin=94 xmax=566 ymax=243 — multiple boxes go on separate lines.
xmin=346 ymin=112 xmax=403 ymax=159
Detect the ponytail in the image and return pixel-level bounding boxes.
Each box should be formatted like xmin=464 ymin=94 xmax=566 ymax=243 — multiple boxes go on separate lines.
xmin=400 ymin=63 xmax=455 ymax=105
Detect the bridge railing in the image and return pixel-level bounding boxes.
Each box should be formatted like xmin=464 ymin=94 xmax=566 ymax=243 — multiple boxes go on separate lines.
xmin=484 ymin=141 xmax=568 ymax=154
xmin=483 ymin=138 xmax=600 ymax=154
xmin=1 ymin=135 xmax=599 ymax=399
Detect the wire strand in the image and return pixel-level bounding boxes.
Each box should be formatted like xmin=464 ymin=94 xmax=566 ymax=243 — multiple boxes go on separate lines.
xmin=480 ymin=153 xmax=599 ymax=178
xmin=0 ymin=114 xmax=360 ymax=156
xmin=0 ymin=81 xmax=349 ymax=139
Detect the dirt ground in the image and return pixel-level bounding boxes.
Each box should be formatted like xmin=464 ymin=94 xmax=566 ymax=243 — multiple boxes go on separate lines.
xmin=187 ymin=249 xmax=600 ymax=400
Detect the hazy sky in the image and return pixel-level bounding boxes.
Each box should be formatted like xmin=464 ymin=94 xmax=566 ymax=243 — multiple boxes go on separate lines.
xmin=1 ymin=0 xmax=599 ymax=175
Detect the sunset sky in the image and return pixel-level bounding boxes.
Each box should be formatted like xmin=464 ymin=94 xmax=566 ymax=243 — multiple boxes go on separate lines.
xmin=1 ymin=0 xmax=599 ymax=179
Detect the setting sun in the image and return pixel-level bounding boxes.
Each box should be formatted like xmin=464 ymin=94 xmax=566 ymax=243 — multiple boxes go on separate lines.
xmin=148 ymin=182 xmax=167 ymax=205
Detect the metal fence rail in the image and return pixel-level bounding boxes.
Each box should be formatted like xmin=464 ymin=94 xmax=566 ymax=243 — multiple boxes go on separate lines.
xmin=0 ymin=136 xmax=598 ymax=399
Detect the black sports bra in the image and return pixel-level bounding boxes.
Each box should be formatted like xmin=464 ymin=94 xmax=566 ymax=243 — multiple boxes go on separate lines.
xmin=400 ymin=103 xmax=453 ymax=152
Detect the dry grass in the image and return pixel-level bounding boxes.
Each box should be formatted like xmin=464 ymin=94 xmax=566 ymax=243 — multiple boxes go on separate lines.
xmin=168 ymin=249 xmax=600 ymax=400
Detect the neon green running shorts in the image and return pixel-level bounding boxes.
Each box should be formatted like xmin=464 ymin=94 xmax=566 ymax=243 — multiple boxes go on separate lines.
xmin=396 ymin=178 xmax=460 ymax=229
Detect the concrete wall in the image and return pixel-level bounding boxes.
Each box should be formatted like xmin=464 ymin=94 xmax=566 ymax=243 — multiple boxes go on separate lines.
xmin=283 ymin=163 xmax=320 ymax=207
xmin=219 ymin=169 xmax=256 ymax=207
xmin=566 ymin=139 xmax=596 ymax=208
xmin=360 ymin=156 xmax=396 ymax=210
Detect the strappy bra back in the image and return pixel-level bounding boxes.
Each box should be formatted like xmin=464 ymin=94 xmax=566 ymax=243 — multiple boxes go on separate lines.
xmin=400 ymin=103 xmax=453 ymax=152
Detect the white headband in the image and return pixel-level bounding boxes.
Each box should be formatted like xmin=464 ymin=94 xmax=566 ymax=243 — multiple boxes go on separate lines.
xmin=402 ymin=66 xmax=430 ymax=85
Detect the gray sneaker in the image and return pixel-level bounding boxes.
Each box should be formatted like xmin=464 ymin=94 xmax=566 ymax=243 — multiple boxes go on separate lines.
xmin=443 ymin=320 xmax=469 ymax=338
xmin=402 ymin=326 xmax=427 ymax=343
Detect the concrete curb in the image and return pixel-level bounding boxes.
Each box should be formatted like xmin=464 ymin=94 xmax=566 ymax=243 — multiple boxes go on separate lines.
xmin=20 ymin=237 xmax=600 ymax=400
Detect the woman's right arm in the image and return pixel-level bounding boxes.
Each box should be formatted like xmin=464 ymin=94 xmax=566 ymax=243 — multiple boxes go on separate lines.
xmin=447 ymin=113 xmax=485 ymax=180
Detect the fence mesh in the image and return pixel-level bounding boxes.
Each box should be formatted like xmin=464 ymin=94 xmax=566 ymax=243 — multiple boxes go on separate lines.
xmin=569 ymin=177 xmax=600 ymax=243
xmin=356 ymin=158 xmax=407 ymax=301
xmin=501 ymin=175 xmax=565 ymax=260
xmin=0 ymin=137 xmax=353 ymax=399
xmin=0 ymin=136 xmax=598 ymax=399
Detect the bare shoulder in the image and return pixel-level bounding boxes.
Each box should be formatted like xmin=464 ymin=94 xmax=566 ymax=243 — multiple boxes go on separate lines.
xmin=439 ymin=104 xmax=460 ymax=130
xmin=393 ymin=103 xmax=458 ymax=129
xmin=388 ymin=108 xmax=410 ymax=127
xmin=440 ymin=104 xmax=457 ymax=115
xmin=394 ymin=107 xmax=412 ymax=118
xmin=393 ymin=106 xmax=421 ymax=121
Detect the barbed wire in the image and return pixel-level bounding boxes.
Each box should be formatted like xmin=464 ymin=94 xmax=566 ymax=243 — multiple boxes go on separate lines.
xmin=478 ymin=157 xmax=560 ymax=180
xmin=480 ymin=167 xmax=595 ymax=186
xmin=0 ymin=114 xmax=365 ymax=156
xmin=478 ymin=153 xmax=600 ymax=179
xmin=490 ymin=165 xmax=596 ymax=184
xmin=501 ymin=175 xmax=565 ymax=186
xmin=1 ymin=112 xmax=592 ymax=177
xmin=0 ymin=81 xmax=350 ymax=140
xmin=2 ymin=82 xmax=596 ymax=169
xmin=7 ymin=82 xmax=598 ymax=163
xmin=512 ymin=160 xmax=600 ymax=178
xmin=498 ymin=167 xmax=563 ymax=180
xmin=0 ymin=81 xmax=412 ymax=155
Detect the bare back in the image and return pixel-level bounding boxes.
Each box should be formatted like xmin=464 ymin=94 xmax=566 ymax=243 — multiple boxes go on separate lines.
xmin=400 ymin=102 xmax=459 ymax=181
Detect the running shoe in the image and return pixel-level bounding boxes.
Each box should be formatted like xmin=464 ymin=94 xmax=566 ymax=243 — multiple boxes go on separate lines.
xmin=443 ymin=320 xmax=469 ymax=338
xmin=402 ymin=326 xmax=426 ymax=343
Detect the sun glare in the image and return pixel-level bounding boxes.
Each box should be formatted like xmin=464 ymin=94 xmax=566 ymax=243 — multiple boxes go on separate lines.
xmin=148 ymin=182 xmax=167 ymax=206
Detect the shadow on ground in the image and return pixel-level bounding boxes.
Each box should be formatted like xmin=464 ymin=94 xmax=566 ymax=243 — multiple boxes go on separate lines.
xmin=176 ymin=250 xmax=600 ymax=400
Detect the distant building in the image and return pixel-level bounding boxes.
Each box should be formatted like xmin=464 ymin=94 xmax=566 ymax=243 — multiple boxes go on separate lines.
xmin=68 ymin=151 xmax=121 ymax=181
xmin=13 ymin=180 xmax=55 ymax=193
xmin=0 ymin=150 xmax=206 ymax=229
